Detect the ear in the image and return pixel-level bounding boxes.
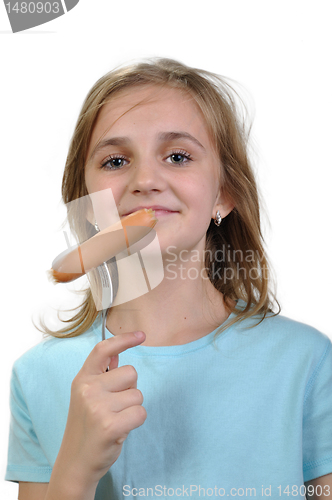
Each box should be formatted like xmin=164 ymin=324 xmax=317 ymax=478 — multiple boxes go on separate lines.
xmin=212 ymin=187 xmax=234 ymax=219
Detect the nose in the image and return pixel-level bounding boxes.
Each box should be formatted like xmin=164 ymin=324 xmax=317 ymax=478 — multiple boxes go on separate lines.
xmin=127 ymin=157 xmax=166 ymax=195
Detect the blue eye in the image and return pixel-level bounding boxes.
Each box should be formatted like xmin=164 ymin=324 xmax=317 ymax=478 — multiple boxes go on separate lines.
xmin=170 ymin=154 xmax=185 ymax=164
xmin=109 ymin=158 xmax=124 ymax=168
xmin=101 ymin=156 xmax=128 ymax=170
xmin=167 ymin=150 xmax=192 ymax=165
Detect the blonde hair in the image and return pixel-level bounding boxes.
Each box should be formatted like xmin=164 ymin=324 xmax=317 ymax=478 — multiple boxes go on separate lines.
xmin=37 ymin=57 xmax=279 ymax=338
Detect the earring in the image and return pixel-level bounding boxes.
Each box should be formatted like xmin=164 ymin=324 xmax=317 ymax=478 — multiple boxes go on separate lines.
xmin=94 ymin=220 xmax=100 ymax=232
xmin=214 ymin=210 xmax=222 ymax=226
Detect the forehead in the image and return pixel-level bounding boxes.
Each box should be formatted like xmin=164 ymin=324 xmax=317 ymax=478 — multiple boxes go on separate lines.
xmin=90 ymin=84 xmax=212 ymax=145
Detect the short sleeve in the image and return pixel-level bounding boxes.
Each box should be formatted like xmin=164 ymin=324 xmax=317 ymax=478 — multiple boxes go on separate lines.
xmin=5 ymin=364 xmax=52 ymax=483
xmin=303 ymin=338 xmax=332 ymax=482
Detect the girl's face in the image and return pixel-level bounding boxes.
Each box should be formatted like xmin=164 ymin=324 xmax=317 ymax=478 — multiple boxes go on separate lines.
xmin=85 ymin=85 xmax=233 ymax=256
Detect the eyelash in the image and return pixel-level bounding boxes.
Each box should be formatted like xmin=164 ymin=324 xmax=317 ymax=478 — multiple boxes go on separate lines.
xmin=100 ymin=149 xmax=193 ymax=171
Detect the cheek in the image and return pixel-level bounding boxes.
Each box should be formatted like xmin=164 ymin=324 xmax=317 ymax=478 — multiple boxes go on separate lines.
xmin=84 ymin=172 xmax=123 ymax=219
xmin=189 ymin=180 xmax=214 ymax=209
xmin=85 ymin=170 xmax=105 ymax=194
xmin=85 ymin=170 xmax=123 ymax=200
xmin=192 ymin=181 xmax=218 ymax=226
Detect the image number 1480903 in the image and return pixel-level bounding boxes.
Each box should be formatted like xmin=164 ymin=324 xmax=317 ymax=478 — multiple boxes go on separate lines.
xmin=4 ymin=0 xmax=80 ymax=33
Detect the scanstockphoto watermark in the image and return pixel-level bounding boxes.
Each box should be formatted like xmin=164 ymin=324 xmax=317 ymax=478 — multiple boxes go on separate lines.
xmin=165 ymin=246 xmax=269 ymax=281
xmin=123 ymin=484 xmax=330 ymax=497
xmin=123 ymin=484 xmax=258 ymax=497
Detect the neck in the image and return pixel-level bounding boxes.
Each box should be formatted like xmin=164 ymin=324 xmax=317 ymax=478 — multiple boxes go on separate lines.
xmin=106 ymin=253 xmax=233 ymax=346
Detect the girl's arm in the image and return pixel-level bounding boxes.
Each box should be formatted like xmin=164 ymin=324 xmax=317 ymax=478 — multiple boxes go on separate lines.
xmin=18 ymin=482 xmax=48 ymax=500
xmin=18 ymin=480 xmax=95 ymax=500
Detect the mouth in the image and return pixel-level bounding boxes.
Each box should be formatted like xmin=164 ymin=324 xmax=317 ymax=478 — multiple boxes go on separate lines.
xmin=122 ymin=206 xmax=179 ymax=217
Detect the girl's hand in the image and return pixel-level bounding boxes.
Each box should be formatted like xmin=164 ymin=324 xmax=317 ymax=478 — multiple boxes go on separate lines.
xmin=49 ymin=331 xmax=147 ymax=498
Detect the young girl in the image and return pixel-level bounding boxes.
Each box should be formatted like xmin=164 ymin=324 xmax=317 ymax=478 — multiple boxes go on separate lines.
xmin=6 ymin=58 xmax=332 ymax=500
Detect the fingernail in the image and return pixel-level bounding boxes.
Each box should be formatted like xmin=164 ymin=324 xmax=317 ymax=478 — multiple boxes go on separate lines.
xmin=134 ymin=331 xmax=145 ymax=340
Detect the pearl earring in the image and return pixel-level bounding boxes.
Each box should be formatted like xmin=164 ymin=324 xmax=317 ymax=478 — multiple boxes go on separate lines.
xmin=214 ymin=210 xmax=222 ymax=226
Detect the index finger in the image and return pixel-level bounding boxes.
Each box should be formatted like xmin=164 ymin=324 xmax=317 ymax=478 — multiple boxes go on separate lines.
xmin=82 ymin=331 xmax=145 ymax=375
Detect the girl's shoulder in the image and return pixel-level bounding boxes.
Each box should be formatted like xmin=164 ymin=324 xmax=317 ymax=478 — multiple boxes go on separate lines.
xmin=263 ymin=311 xmax=329 ymax=346
xmin=11 ymin=320 xmax=101 ymax=378
xmin=247 ymin=309 xmax=332 ymax=369
xmin=234 ymin=300 xmax=331 ymax=361
xmin=237 ymin=298 xmax=328 ymax=338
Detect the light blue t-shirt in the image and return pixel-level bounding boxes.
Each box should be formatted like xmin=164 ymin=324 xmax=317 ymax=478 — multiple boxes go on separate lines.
xmin=5 ymin=303 xmax=332 ymax=499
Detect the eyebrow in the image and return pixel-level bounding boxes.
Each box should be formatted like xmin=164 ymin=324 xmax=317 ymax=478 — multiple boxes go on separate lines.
xmin=88 ymin=131 xmax=206 ymax=161
xmin=158 ymin=132 xmax=205 ymax=151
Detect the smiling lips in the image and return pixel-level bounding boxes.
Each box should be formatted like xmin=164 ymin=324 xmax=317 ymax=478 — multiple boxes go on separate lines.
xmin=122 ymin=205 xmax=179 ymax=216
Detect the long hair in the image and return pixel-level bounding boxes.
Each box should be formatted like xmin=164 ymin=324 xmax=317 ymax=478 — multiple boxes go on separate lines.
xmin=37 ymin=57 xmax=279 ymax=338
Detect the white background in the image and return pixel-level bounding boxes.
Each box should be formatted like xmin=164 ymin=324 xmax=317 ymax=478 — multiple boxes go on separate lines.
xmin=1 ymin=1 xmax=331 ymax=498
